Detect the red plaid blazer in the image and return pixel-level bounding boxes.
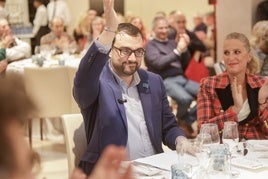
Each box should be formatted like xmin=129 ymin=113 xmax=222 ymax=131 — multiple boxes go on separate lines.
xmin=197 ymin=72 xmax=268 ymax=140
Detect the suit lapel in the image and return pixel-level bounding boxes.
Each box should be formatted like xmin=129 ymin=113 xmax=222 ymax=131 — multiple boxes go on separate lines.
xmin=103 ymin=63 xmax=128 ymax=131
xmin=137 ymin=70 xmax=155 ymax=138
xmin=215 ymin=85 xmax=233 ymax=111
xmin=215 ymin=82 xmax=260 ymax=123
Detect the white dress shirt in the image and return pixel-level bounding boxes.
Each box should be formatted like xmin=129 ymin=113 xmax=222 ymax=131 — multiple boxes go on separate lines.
xmin=95 ymin=39 xmax=156 ymax=159
xmin=110 ymin=63 xmax=156 ymax=160
xmin=33 ymin=4 xmax=48 ymax=35
xmin=47 ymin=0 xmax=71 ymax=26
xmin=6 ymin=38 xmax=31 ymax=62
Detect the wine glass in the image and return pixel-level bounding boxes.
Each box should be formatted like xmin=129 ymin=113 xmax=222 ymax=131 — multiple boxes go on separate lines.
xmin=222 ymin=121 xmax=240 ymax=178
xmin=222 ymin=121 xmax=239 ymax=152
xmin=200 ymin=123 xmax=220 ymax=144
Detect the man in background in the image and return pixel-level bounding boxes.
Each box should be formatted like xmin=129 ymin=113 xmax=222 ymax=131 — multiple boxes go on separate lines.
xmin=40 ymin=16 xmax=74 ymax=54
xmin=0 ymin=18 xmax=31 ymax=62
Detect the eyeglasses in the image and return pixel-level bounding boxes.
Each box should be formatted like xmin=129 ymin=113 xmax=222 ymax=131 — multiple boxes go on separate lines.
xmin=112 ymin=46 xmax=145 ymax=58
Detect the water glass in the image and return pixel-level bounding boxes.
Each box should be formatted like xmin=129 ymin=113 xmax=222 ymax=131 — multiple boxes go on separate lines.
xmin=200 ymin=123 xmax=220 ymax=144
xmin=171 ymin=163 xmax=192 ymax=179
xmin=208 ymin=144 xmax=230 ymax=178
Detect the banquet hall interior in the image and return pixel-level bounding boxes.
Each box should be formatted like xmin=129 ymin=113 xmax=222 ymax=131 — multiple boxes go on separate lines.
xmin=1 ymin=0 xmax=267 ymax=178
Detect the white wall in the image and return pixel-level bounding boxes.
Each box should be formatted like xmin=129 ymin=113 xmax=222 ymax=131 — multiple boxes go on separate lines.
xmin=65 ymin=0 xmax=89 ymax=34
xmin=6 ymin=0 xmax=29 ymax=24
xmin=216 ymin=0 xmax=263 ymax=62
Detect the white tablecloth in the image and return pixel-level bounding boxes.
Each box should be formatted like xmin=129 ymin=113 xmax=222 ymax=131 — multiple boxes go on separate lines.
xmin=133 ymin=140 xmax=268 ymax=179
xmin=6 ymin=54 xmax=81 ymax=74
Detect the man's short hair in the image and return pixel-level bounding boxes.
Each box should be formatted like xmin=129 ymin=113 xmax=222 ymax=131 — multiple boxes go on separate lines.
xmin=112 ymin=23 xmax=143 ymax=45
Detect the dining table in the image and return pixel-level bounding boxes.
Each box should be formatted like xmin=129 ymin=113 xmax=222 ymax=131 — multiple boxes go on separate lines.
xmin=132 ymin=140 xmax=268 ymax=179
xmin=6 ymin=53 xmax=81 ymax=74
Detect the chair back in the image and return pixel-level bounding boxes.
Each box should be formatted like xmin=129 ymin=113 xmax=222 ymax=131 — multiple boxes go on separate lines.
xmin=61 ymin=113 xmax=86 ymax=177
xmin=24 ymin=67 xmax=71 ymax=117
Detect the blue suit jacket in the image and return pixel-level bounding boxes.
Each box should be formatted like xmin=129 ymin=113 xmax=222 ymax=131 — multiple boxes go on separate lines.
xmin=73 ymin=42 xmax=185 ymax=173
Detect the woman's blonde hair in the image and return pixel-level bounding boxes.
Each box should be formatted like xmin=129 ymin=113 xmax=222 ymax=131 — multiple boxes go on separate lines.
xmin=225 ymin=32 xmax=259 ymax=74
xmin=250 ymin=20 xmax=268 ymax=48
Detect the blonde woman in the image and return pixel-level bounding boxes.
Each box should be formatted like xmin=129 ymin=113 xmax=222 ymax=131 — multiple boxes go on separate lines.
xmin=198 ymin=32 xmax=268 ymax=140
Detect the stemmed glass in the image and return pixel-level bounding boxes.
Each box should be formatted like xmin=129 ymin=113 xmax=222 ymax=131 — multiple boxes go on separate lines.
xmin=222 ymin=121 xmax=240 ymax=178
xmin=200 ymin=123 xmax=220 ymax=144
xmin=222 ymin=121 xmax=239 ymax=152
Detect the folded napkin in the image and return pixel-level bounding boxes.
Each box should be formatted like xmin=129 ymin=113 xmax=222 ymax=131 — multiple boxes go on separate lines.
xmin=247 ymin=140 xmax=268 ymax=151
xmin=232 ymin=157 xmax=265 ymax=170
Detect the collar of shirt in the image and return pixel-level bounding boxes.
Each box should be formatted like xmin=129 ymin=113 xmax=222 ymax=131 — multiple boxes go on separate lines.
xmin=215 ymin=71 xmax=265 ymax=89
xmin=109 ymin=60 xmax=140 ymax=90
xmin=154 ymin=37 xmax=169 ymax=42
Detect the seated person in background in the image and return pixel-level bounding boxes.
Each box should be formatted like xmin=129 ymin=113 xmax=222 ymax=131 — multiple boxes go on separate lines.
xmin=73 ymin=27 xmax=87 ymax=53
xmin=128 ymin=16 xmax=148 ymax=46
xmin=74 ymin=0 xmax=192 ymax=175
xmin=0 ymin=18 xmax=31 ymax=62
xmin=168 ymin=10 xmax=206 ymax=57
xmin=87 ymin=16 xmax=105 ymax=44
xmin=81 ymin=16 xmax=105 ymax=55
xmin=41 ymin=16 xmax=75 ymax=54
xmin=192 ymin=13 xmax=207 ymax=34
xmin=195 ymin=11 xmax=216 ymax=61
xmin=0 ymin=48 xmax=7 ymax=74
xmin=197 ymin=32 xmax=268 ymax=140
xmin=75 ymin=9 xmax=97 ymax=38
xmin=250 ymin=20 xmax=268 ymax=76
xmin=145 ymin=16 xmax=199 ymax=137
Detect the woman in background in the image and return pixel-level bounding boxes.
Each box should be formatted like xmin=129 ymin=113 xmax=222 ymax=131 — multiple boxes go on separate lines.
xmin=250 ymin=20 xmax=268 ymax=76
xmin=129 ymin=16 xmax=149 ymax=46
